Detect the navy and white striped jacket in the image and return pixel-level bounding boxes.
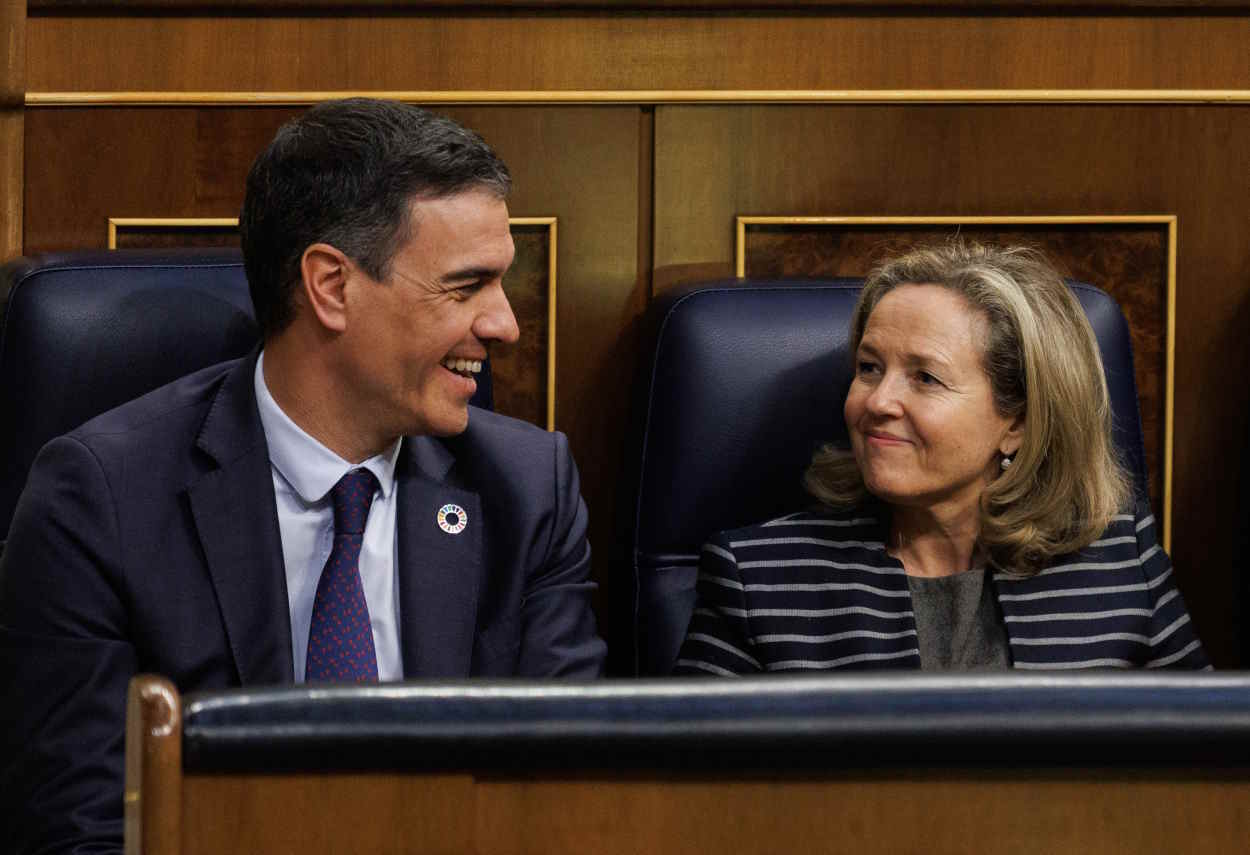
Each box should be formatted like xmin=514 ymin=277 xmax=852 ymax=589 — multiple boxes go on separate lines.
xmin=675 ymin=503 xmax=1208 ymax=674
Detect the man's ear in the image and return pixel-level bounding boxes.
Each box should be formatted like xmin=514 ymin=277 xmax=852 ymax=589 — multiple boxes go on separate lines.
xmin=299 ymin=243 xmax=352 ymax=333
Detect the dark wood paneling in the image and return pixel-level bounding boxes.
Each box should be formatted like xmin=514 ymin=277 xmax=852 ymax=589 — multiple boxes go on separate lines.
xmin=492 ymin=223 xmax=551 ymax=429
xmin=184 ymin=774 xmax=478 ymax=853
xmin=744 ymin=221 xmax=1171 ymax=519
xmin=655 ymin=103 xmax=1250 ymax=666
xmin=25 ymin=15 xmax=1250 ymax=92
xmin=27 ymin=0 xmax=1250 ymax=9
xmin=24 ymin=105 xmax=644 ymax=619
xmin=180 ymin=771 xmax=1250 ymax=854
xmin=112 ymin=223 xmax=241 ymax=249
xmin=0 ymin=0 xmax=24 ymax=263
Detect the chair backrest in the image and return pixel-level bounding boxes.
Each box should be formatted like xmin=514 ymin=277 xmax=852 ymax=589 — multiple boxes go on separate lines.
xmin=616 ymin=278 xmax=1150 ymax=676
xmin=0 ymin=248 xmax=494 ymax=545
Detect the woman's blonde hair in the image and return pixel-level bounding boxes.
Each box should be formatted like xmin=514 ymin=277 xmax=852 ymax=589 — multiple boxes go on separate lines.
xmin=804 ymin=241 xmax=1131 ymax=576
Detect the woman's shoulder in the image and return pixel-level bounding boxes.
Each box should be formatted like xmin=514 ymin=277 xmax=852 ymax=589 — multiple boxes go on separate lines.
xmin=710 ymin=505 xmax=888 ymax=549
xmin=1018 ymin=501 xmax=1160 ymax=579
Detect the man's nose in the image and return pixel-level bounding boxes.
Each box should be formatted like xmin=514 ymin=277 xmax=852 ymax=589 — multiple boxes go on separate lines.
xmin=476 ymin=282 xmax=520 ymax=344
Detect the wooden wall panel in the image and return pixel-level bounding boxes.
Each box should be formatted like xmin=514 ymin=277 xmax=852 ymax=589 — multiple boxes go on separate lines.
xmin=0 ymin=0 xmax=24 ymax=262
xmin=654 ymin=103 xmax=1250 ymax=666
xmin=180 ymin=771 xmax=1250 ymax=855
xmin=23 ymin=105 xmax=644 ymax=618
xmin=25 ymin=15 xmax=1250 ymax=93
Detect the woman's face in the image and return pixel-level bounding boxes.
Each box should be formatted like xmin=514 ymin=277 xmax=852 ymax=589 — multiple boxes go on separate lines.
xmin=844 ymin=284 xmax=1022 ymax=517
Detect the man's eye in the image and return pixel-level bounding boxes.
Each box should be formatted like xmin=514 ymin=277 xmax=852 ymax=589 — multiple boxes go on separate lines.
xmin=856 ymin=361 xmax=879 ymax=376
xmin=916 ymin=371 xmax=941 ymax=386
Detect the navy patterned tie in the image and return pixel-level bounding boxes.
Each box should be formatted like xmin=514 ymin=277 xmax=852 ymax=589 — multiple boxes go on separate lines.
xmin=305 ymin=469 xmax=380 ymax=682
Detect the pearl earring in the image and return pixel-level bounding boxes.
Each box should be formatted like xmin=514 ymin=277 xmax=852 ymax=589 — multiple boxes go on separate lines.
xmin=1000 ymin=455 xmax=1013 ymax=470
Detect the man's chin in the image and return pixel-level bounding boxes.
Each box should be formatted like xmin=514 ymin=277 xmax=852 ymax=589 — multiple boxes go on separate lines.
xmin=417 ymin=406 xmax=471 ymax=438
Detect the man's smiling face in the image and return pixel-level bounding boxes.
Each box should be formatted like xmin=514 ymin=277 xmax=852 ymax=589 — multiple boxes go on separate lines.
xmin=342 ymin=187 xmax=518 ymax=442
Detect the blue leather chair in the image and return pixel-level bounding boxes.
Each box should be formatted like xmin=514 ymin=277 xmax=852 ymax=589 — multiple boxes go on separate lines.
xmin=0 ymin=248 xmax=494 ymax=549
xmin=616 ymin=278 xmax=1151 ymax=676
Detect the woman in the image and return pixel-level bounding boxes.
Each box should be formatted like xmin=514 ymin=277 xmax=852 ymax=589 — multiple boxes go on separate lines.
xmin=675 ymin=242 xmax=1207 ymax=673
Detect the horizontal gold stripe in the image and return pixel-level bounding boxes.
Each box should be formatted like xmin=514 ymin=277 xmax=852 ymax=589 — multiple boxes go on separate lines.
xmin=738 ymin=214 xmax=1177 ymax=225
xmin=25 ymin=90 xmax=1250 ymax=107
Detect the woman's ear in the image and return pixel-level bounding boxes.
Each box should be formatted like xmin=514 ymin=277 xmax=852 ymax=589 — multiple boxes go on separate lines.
xmin=1000 ymin=413 xmax=1025 ymax=458
xmin=299 ymin=243 xmax=352 ymax=333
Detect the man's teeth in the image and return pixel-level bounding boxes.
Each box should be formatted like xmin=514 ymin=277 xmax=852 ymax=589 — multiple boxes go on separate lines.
xmin=441 ymin=358 xmax=482 ymax=376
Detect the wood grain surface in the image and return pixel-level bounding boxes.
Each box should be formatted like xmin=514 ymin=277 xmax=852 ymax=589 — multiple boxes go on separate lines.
xmin=25 ymin=14 xmax=1250 ymax=94
xmin=27 ymin=0 xmax=1250 ymax=9
xmin=177 ymin=770 xmax=1250 ymax=854
xmin=0 ymin=0 xmax=24 ymax=263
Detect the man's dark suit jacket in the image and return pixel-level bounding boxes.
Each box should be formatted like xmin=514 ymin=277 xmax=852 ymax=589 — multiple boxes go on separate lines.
xmin=0 ymin=351 xmax=606 ymax=854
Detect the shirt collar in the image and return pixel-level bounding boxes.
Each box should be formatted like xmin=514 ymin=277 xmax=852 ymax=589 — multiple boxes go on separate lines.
xmin=254 ymin=351 xmax=401 ymax=504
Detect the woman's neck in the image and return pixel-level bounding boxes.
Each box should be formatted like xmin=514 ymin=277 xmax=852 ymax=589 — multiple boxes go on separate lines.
xmin=888 ymin=504 xmax=982 ymax=578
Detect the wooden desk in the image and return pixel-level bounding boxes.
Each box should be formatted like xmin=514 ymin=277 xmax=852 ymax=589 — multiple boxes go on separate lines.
xmin=126 ymin=674 xmax=1250 ymax=855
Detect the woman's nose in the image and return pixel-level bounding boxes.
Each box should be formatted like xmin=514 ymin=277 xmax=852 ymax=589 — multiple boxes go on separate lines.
xmin=864 ymin=373 xmax=904 ymax=416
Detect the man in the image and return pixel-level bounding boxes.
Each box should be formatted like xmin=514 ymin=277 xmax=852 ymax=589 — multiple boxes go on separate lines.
xmin=1 ymin=98 xmax=606 ymax=853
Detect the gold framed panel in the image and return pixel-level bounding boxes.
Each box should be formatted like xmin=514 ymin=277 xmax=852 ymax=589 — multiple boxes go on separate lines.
xmin=107 ymin=217 xmax=240 ymax=249
xmin=107 ymin=216 xmax=558 ymax=431
xmin=735 ymin=214 xmax=1177 ymax=550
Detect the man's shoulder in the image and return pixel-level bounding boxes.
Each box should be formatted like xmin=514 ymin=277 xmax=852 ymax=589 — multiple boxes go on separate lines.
xmin=462 ymin=406 xmax=554 ymax=444
xmin=435 ymin=407 xmax=571 ymax=493
xmin=67 ymin=358 xmax=244 ymax=454
xmin=453 ymin=406 xmax=564 ymax=459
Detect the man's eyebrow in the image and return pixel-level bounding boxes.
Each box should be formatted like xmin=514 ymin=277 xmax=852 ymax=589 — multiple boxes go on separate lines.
xmin=440 ymin=265 xmax=507 ymax=284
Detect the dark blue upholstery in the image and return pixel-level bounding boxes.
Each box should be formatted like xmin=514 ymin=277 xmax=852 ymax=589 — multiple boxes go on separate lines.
xmin=0 ymin=249 xmax=493 ymax=545
xmin=180 ymin=673 xmax=1250 ymax=772
xmin=617 ymin=278 xmax=1150 ymax=676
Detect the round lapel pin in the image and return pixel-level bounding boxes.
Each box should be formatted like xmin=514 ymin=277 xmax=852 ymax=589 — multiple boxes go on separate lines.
xmin=437 ymin=503 xmax=468 ymax=534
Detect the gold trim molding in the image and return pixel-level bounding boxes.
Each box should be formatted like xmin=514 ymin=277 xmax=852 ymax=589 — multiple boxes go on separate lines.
xmin=106 ymin=217 xmax=237 ymax=248
xmin=107 ymin=215 xmax=559 ymax=432
xmin=735 ymin=214 xmax=1177 ymax=550
xmin=28 ymin=90 xmax=1250 ymax=107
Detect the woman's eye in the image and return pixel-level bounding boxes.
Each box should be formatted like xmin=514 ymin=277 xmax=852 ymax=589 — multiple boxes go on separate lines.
xmin=856 ymin=361 xmax=879 ymax=376
xmin=916 ymin=371 xmax=940 ymax=387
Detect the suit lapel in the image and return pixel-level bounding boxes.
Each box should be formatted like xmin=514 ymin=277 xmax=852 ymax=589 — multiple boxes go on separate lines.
xmin=185 ymin=352 xmax=293 ymax=686
xmin=396 ymin=436 xmax=484 ymax=677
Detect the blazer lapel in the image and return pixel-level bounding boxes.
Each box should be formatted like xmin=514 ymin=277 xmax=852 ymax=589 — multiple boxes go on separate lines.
xmin=185 ymin=352 xmax=293 ymax=686
xmin=396 ymin=436 xmax=484 ymax=677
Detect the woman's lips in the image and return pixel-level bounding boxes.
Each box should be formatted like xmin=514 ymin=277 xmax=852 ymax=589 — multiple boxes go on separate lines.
xmin=864 ymin=431 xmax=911 ymax=446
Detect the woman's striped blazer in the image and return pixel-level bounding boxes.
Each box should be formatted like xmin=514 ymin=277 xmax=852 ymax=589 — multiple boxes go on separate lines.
xmin=675 ymin=502 xmax=1209 ymax=674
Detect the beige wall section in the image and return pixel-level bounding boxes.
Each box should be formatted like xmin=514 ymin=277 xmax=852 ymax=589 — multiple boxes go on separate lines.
xmin=26 ymin=15 xmax=1250 ymax=93
xmin=653 ymin=103 xmax=1250 ymax=666
xmin=1 ymin=0 xmax=24 ymax=262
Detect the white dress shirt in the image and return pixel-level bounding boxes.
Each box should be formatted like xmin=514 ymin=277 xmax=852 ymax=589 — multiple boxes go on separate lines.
xmin=254 ymin=352 xmax=403 ymax=681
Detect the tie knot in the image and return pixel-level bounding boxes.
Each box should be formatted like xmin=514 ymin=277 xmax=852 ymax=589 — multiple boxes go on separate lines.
xmin=330 ymin=469 xmax=379 ymax=536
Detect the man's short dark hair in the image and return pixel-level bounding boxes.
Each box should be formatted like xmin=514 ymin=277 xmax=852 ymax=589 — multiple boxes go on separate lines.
xmin=240 ymin=98 xmax=512 ymax=338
